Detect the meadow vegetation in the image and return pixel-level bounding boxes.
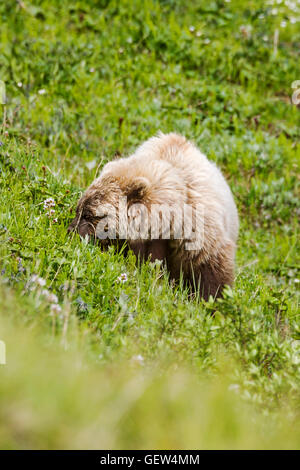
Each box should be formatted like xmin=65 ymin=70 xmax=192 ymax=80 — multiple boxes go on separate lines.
xmin=0 ymin=0 xmax=299 ymax=449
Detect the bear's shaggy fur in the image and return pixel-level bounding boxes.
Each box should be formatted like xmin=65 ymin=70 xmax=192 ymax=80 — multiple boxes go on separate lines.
xmin=69 ymin=133 xmax=239 ymax=300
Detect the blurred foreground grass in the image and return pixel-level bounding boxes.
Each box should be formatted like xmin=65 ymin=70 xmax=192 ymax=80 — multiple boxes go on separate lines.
xmin=1 ymin=285 xmax=299 ymax=450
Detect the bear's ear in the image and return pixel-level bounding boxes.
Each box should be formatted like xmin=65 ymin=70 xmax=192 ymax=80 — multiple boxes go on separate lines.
xmin=126 ymin=176 xmax=149 ymax=200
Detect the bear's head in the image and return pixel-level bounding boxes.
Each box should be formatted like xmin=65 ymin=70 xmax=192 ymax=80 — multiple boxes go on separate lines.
xmin=68 ymin=159 xmax=150 ymax=244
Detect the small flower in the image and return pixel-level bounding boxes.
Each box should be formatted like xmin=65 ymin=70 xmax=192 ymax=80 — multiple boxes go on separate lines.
xmin=43 ymin=198 xmax=57 ymax=219
xmin=239 ymin=24 xmax=252 ymax=38
xmin=53 ymin=218 xmax=58 ymax=223
xmin=59 ymin=283 xmax=69 ymax=292
xmin=189 ymin=25 xmax=195 ymax=32
xmin=17 ymin=257 xmax=25 ymax=273
xmin=48 ymin=293 xmax=58 ymax=303
xmin=38 ymin=89 xmax=46 ymax=95
xmin=30 ymin=274 xmax=46 ymax=286
xmin=17 ymin=82 xmax=23 ymax=88
xmin=117 ymin=273 xmax=128 ymax=283
xmin=37 ymin=277 xmax=46 ymax=287
xmin=42 ymin=289 xmax=58 ymax=303
xmin=30 ymin=274 xmax=39 ymax=283
xmin=75 ymin=296 xmax=89 ymax=312
xmin=43 ymin=197 xmax=55 ymax=209
xmin=89 ymin=67 xmax=95 ymax=73
xmin=131 ymin=354 xmax=144 ymax=365
xmin=50 ymin=303 xmax=62 ymax=314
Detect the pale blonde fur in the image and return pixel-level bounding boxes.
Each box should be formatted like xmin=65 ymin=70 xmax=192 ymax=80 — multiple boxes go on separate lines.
xmin=69 ymin=133 xmax=239 ymax=299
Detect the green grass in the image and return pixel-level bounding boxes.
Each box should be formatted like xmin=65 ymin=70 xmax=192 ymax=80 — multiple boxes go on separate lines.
xmin=0 ymin=0 xmax=299 ymax=449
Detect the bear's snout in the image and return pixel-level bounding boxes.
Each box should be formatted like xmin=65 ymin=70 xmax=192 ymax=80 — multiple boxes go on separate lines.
xmin=68 ymin=217 xmax=95 ymax=239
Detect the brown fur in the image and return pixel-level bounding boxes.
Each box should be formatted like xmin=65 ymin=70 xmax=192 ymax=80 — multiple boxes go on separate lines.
xmin=68 ymin=133 xmax=239 ymax=300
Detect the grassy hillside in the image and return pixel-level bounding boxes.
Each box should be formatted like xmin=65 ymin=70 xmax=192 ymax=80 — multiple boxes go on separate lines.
xmin=0 ymin=0 xmax=299 ymax=449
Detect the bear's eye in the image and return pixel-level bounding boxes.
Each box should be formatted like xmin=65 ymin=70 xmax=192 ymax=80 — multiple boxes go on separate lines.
xmin=82 ymin=209 xmax=93 ymax=221
xmin=83 ymin=210 xmax=107 ymax=222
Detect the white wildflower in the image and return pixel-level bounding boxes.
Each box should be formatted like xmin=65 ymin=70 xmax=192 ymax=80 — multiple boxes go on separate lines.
xmin=117 ymin=273 xmax=128 ymax=283
xmin=37 ymin=277 xmax=46 ymax=287
xmin=30 ymin=274 xmax=39 ymax=283
xmin=50 ymin=303 xmax=62 ymax=314
xmin=30 ymin=274 xmax=46 ymax=287
xmin=131 ymin=354 xmax=144 ymax=365
xmin=85 ymin=159 xmax=97 ymax=170
xmin=43 ymin=197 xmax=55 ymax=208
xmin=48 ymin=293 xmax=58 ymax=303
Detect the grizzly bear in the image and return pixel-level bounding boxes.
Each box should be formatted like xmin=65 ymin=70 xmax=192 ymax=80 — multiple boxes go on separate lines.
xmin=68 ymin=132 xmax=239 ymax=300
